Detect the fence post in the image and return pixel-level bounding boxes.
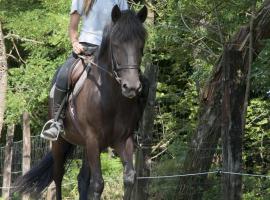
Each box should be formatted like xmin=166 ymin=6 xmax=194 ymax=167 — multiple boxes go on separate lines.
xmin=2 ymin=124 xmax=15 ymax=199
xmin=22 ymin=112 xmax=31 ymax=200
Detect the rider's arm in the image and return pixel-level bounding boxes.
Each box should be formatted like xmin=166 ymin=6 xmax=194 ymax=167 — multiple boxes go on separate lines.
xmin=69 ymin=12 xmax=84 ymax=54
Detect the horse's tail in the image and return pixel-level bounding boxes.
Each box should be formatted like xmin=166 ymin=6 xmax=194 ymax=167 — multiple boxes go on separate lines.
xmin=13 ymin=142 xmax=74 ymax=197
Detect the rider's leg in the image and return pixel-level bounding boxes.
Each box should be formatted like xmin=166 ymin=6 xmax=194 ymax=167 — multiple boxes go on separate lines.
xmin=41 ymin=55 xmax=76 ymax=141
xmin=41 ymin=43 xmax=97 ymax=141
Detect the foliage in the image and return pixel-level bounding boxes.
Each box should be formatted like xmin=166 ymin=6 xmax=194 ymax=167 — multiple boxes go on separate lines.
xmin=0 ymin=0 xmax=269 ymax=199
xmin=244 ymin=99 xmax=270 ymax=173
xmin=147 ymin=0 xmax=270 ymax=199
xmin=0 ymin=0 xmax=71 ymax=134
xmin=251 ymin=39 xmax=270 ymax=97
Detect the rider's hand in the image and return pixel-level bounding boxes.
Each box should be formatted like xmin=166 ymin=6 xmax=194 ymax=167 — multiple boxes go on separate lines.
xmin=72 ymin=41 xmax=84 ymax=54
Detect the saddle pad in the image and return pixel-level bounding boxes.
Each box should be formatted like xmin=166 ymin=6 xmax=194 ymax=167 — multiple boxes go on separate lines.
xmin=70 ymin=59 xmax=84 ymax=88
xmin=72 ymin=70 xmax=87 ymax=97
xmin=71 ymin=56 xmax=94 ymax=97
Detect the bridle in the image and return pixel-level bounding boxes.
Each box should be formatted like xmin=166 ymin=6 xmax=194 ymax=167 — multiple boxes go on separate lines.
xmin=110 ymin=43 xmax=141 ymax=84
xmin=80 ymin=43 xmax=142 ymax=84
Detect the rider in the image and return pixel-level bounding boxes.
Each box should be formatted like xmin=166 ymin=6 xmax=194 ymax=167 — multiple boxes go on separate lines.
xmin=41 ymin=0 xmax=129 ymax=141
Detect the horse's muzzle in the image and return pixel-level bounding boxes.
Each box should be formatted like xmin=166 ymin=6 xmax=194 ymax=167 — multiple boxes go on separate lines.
xmin=121 ymin=81 xmax=142 ymax=98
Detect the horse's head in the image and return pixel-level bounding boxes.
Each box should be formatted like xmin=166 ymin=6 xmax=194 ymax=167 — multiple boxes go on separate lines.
xmin=109 ymin=5 xmax=147 ymax=98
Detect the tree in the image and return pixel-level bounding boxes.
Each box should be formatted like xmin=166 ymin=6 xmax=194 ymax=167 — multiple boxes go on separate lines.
xmin=0 ymin=21 xmax=7 ymax=137
xmin=178 ymin=1 xmax=270 ymax=199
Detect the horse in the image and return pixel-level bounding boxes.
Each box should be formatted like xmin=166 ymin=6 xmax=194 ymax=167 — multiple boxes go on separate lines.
xmin=13 ymin=5 xmax=148 ymax=200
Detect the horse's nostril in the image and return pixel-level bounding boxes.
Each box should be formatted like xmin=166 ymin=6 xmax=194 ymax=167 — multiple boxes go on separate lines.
xmin=123 ymin=83 xmax=128 ymax=89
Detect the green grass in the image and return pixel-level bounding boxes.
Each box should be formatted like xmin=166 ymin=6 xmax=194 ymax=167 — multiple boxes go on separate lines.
xmin=61 ymin=153 xmax=123 ymax=200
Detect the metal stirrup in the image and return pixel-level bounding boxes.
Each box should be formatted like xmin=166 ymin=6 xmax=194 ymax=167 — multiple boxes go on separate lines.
xmin=40 ymin=120 xmax=61 ymax=141
xmin=40 ymin=93 xmax=68 ymax=141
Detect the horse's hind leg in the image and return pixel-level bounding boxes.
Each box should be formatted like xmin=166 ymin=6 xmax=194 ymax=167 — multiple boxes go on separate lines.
xmin=115 ymin=136 xmax=136 ymax=200
xmin=78 ymin=153 xmax=91 ymax=200
xmin=52 ymin=137 xmax=72 ymax=200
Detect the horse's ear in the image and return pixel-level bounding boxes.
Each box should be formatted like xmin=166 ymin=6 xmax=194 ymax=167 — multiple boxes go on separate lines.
xmin=137 ymin=6 xmax=148 ymax=23
xmin=112 ymin=5 xmax=121 ymax=23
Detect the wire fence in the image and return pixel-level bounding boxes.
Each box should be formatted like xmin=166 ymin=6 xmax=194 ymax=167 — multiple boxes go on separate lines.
xmin=0 ymin=135 xmax=269 ymax=200
xmin=0 ymin=135 xmax=84 ymax=183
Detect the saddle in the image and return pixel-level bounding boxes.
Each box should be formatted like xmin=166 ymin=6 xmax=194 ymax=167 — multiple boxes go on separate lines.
xmin=49 ymin=47 xmax=97 ymax=112
xmin=69 ymin=46 xmax=98 ymax=96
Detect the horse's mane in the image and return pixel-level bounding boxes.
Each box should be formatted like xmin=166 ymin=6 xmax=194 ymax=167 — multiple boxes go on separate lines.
xmin=98 ymin=9 xmax=147 ymax=59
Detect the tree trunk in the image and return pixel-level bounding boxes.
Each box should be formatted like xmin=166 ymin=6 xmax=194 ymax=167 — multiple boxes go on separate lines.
xmin=132 ymin=64 xmax=158 ymax=200
xmin=177 ymin=1 xmax=270 ymax=199
xmin=0 ymin=21 xmax=8 ymax=138
xmin=2 ymin=124 xmax=15 ymax=199
xmin=22 ymin=112 xmax=31 ymax=200
xmin=221 ymin=48 xmax=245 ymax=200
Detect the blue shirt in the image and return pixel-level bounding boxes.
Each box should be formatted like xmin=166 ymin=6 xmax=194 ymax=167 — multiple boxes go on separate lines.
xmin=71 ymin=0 xmax=128 ymax=45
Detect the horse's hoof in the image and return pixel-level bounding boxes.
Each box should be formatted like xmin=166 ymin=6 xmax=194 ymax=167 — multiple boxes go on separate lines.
xmin=124 ymin=170 xmax=136 ymax=186
xmin=93 ymin=192 xmax=101 ymax=200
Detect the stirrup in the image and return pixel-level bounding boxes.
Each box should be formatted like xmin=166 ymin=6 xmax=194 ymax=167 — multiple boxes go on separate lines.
xmin=40 ymin=119 xmax=62 ymax=141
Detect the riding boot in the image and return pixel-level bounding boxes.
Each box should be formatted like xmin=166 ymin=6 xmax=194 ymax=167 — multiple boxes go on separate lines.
xmin=41 ymin=87 xmax=67 ymax=141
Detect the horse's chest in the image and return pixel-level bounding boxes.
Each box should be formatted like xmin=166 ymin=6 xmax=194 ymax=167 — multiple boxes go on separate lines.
xmin=104 ymin=103 xmax=139 ymax=141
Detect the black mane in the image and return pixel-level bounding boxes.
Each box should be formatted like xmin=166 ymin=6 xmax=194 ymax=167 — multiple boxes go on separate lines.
xmin=111 ymin=10 xmax=147 ymax=42
xmin=98 ymin=9 xmax=147 ymax=59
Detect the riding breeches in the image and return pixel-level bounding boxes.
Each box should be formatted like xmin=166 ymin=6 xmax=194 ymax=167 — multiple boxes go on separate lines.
xmin=55 ymin=54 xmax=76 ymax=91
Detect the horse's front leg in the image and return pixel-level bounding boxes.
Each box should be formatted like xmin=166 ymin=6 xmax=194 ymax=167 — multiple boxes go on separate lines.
xmin=86 ymin=136 xmax=104 ymax=200
xmin=115 ymin=136 xmax=136 ymax=200
xmin=78 ymin=153 xmax=91 ymax=200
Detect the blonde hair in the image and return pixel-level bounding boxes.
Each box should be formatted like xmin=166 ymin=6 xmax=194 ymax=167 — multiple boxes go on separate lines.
xmin=83 ymin=0 xmax=96 ymax=15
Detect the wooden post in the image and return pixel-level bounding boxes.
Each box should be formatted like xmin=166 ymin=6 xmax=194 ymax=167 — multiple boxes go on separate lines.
xmin=2 ymin=124 xmax=15 ymax=199
xmin=133 ymin=64 xmax=158 ymax=200
xmin=0 ymin=21 xmax=8 ymax=138
xmin=22 ymin=112 xmax=31 ymax=200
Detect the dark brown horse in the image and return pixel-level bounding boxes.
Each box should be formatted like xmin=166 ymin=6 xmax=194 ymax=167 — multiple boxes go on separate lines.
xmin=14 ymin=5 xmax=148 ymax=200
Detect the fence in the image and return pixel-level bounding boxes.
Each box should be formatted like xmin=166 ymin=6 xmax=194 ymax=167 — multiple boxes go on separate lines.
xmin=0 ymin=135 xmax=269 ymax=199
xmin=0 ymin=94 xmax=269 ymax=199
xmin=0 ymin=135 xmax=85 ymax=183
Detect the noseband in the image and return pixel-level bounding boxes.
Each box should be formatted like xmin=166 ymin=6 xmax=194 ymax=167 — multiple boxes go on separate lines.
xmin=110 ymin=43 xmax=141 ymax=84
